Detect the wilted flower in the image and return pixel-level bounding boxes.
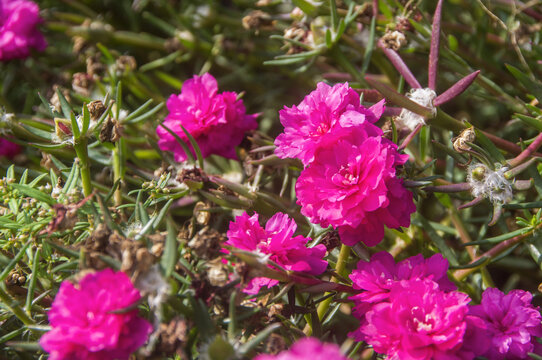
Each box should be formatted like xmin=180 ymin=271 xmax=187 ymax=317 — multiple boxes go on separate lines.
xmin=467 ymin=288 xmax=542 ymax=360
xmin=274 ymin=81 xmax=385 ymax=165
xmin=295 ymin=125 xmax=415 ymax=246
xmin=397 ymin=88 xmax=437 ymax=130
xmin=0 ymin=137 xmax=20 ymax=158
xmin=0 ymin=0 xmax=47 ymax=61
xmin=467 ymin=163 xmax=513 ymax=204
xmin=40 ymin=269 xmax=152 ymax=360
xmin=156 ymin=73 xmax=258 ymax=162
xmin=360 ymin=279 xmax=470 ymax=360
xmin=225 ymin=212 xmax=327 ymax=294
xmin=255 ymin=337 xmax=347 ymax=360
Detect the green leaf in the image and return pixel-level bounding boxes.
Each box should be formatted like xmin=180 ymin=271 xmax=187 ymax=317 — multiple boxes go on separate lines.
xmin=82 ymin=103 xmax=91 ymax=134
xmin=56 ymin=88 xmax=73 ymax=121
xmin=360 ymin=16 xmax=376 ymax=75
xmin=179 ymin=124 xmax=204 ymax=169
xmin=506 ymin=64 xmax=542 ymax=102
xmin=238 ymin=323 xmax=281 ymax=355
xmin=0 ymin=240 xmax=32 ymax=281
xmin=207 ymin=336 xmax=235 ymax=360
xmin=37 ymin=92 xmax=57 ymax=118
xmin=160 ymin=219 xmax=178 ymax=277
xmin=159 ymin=122 xmax=195 ymax=163
xmin=70 ymin=112 xmax=80 ymax=139
xmin=474 ymin=129 xmax=506 ymax=164
xmin=10 ymin=184 xmax=55 ymax=206
xmin=414 ymin=215 xmax=459 ymax=266
xmin=292 ymin=0 xmax=318 ymax=15
xmin=514 ymin=113 xmax=542 ymax=132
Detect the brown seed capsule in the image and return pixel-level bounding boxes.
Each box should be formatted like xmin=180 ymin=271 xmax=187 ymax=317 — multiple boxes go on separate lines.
xmin=453 ymin=127 xmax=476 ymax=153
xmin=87 ymin=100 xmax=106 ymax=121
xmin=72 ymin=72 xmax=93 ymax=96
xmin=115 ymin=55 xmax=137 ymax=73
xmin=381 ymin=30 xmax=407 ymax=51
xmin=99 ymin=116 xmax=121 ymax=143
xmin=242 ymin=10 xmax=274 ymax=33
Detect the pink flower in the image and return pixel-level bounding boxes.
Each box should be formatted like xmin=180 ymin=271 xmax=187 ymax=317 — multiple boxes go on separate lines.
xmin=295 ymin=125 xmax=415 ymax=246
xmin=349 ymin=252 xmax=456 ymax=342
xmin=40 ymin=269 xmax=153 ymax=360
xmin=254 ymin=337 xmax=347 ymax=360
xmin=225 ymin=212 xmax=327 ymax=294
xmin=156 ymin=73 xmax=258 ymax=162
xmin=275 ymin=81 xmax=385 ymax=165
xmin=466 ymin=288 xmax=542 ymax=360
xmin=0 ymin=0 xmax=47 ymax=61
xmin=349 ymin=252 xmax=455 ymax=304
xmin=0 ymin=137 xmax=20 ymax=158
xmin=360 ymin=279 xmax=470 ymax=360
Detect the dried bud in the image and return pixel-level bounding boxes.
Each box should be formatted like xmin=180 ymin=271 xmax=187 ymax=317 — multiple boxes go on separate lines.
xmin=177 ymin=167 xmax=209 ymax=185
xmin=99 ymin=116 xmax=121 ymax=143
xmin=381 ymin=30 xmax=407 ymax=51
xmin=242 ymin=10 xmax=274 ymax=33
xmin=49 ymin=86 xmax=71 ymax=113
xmin=87 ymin=100 xmax=106 ymax=121
xmin=266 ymin=334 xmax=286 ymax=355
xmin=452 ymin=127 xmax=476 ymax=153
xmin=86 ymin=56 xmax=106 ymax=78
xmin=206 ymin=260 xmax=229 ymax=287
xmin=115 ymin=55 xmax=137 ymax=73
xmin=72 ymin=72 xmax=93 ymax=96
xmin=188 ymin=227 xmax=225 ymax=260
xmin=194 ymin=201 xmax=211 ymax=225
xmin=396 ymin=16 xmax=414 ymax=32
xmin=320 ymin=230 xmax=341 ymax=251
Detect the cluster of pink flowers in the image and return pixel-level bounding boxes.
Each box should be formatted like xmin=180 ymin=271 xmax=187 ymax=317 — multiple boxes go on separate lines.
xmin=275 ymin=82 xmax=415 ymax=246
xmin=0 ymin=0 xmax=47 ymax=61
xmin=225 ymin=212 xmax=327 ymax=294
xmin=349 ymin=251 xmax=542 ymax=359
xmin=157 ymin=73 xmax=258 ymax=162
xmin=40 ymin=269 xmax=152 ymax=360
xmin=0 ymin=137 xmax=20 ymax=158
xmin=255 ymin=337 xmax=347 ymax=360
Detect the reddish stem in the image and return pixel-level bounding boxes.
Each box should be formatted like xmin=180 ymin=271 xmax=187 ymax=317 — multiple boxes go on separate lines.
xmin=428 ymin=0 xmax=443 ymax=90
xmin=378 ymin=40 xmax=422 ymax=89
xmin=433 ymin=71 xmax=481 ymax=107
xmin=454 ymin=222 xmax=542 ymax=280
xmin=508 ymin=132 xmax=542 ymax=168
xmin=398 ymin=123 xmax=423 ymax=151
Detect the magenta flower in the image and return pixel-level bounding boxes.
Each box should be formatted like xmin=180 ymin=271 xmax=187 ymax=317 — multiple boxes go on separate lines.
xmin=0 ymin=0 xmax=47 ymax=61
xmin=467 ymin=288 xmax=542 ymax=360
xmin=0 ymin=137 xmax=20 ymax=158
xmin=295 ymin=125 xmax=415 ymax=246
xmin=275 ymin=81 xmax=385 ymax=165
xmin=360 ymin=279 xmax=470 ymax=360
xmin=40 ymin=269 xmax=153 ymax=360
xmin=225 ymin=212 xmax=327 ymax=294
xmin=349 ymin=252 xmax=456 ymax=304
xmin=157 ymin=73 xmax=258 ymax=162
xmin=254 ymin=337 xmax=347 ymax=360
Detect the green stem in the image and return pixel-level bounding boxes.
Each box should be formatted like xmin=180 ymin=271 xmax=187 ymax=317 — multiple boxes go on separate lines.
xmin=74 ymin=139 xmax=92 ymax=197
xmin=113 ymin=140 xmax=123 ymax=206
xmin=0 ymin=285 xmax=36 ymax=329
xmin=305 ymin=244 xmax=351 ymax=335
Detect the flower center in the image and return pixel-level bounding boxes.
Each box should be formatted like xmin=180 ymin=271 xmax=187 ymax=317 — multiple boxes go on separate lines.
xmin=411 ymin=306 xmax=435 ymax=332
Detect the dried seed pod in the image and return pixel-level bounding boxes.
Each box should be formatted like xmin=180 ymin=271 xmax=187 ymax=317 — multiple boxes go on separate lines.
xmin=381 ymin=30 xmax=407 ymax=51
xmin=87 ymin=100 xmax=106 ymax=121
xmin=99 ymin=116 xmax=121 ymax=143
xmin=453 ymin=127 xmax=476 ymax=153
